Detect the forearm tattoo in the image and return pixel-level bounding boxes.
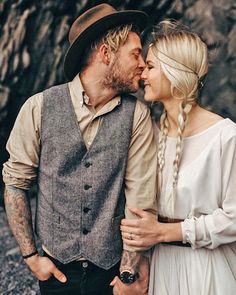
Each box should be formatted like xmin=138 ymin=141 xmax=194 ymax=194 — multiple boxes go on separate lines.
xmin=4 ymin=185 xmax=36 ymax=256
xmin=120 ymin=250 xmax=142 ymax=273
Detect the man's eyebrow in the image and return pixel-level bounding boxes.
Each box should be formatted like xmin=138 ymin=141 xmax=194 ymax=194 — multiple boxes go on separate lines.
xmin=131 ymin=48 xmax=142 ymax=53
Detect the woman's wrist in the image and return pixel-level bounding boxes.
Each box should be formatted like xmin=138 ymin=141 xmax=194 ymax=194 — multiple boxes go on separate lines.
xmin=161 ymin=223 xmax=183 ymax=243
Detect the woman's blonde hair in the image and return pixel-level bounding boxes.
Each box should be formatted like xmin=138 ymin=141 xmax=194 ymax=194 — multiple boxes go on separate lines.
xmin=153 ymin=20 xmax=208 ymax=215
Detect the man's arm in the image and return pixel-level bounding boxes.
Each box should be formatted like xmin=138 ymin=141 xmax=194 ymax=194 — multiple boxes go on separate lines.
xmin=120 ymin=250 xmax=142 ymax=274
xmin=111 ymin=250 xmax=150 ymax=295
xmin=113 ymin=101 xmax=157 ymax=294
xmin=122 ymin=101 xmax=157 ymax=261
xmin=3 ymin=94 xmax=66 ymax=282
xmin=4 ymin=185 xmax=67 ymax=282
xmin=4 ymin=185 xmax=37 ymax=256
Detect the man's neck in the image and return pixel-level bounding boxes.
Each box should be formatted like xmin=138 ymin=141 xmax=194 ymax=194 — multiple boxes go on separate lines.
xmin=80 ymin=70 xmax=117 ymax=111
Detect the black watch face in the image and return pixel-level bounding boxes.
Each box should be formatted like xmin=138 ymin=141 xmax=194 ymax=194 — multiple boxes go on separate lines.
xmin=120 ymin=271 xmax=138 ymax=284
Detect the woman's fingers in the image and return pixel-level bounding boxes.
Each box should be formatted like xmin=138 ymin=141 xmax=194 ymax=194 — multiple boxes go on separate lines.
xmin=120 ymin=225 xmax=140 ymax=234
xmin=121 ymin=218 xmax=139 ymax=227
xmin=122 ymin=235 xmax=145 ymax=247
xmin=122 ymin=231 xmax=138 ymax=240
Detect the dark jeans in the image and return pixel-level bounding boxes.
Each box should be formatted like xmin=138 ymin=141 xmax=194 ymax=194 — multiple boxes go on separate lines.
xmin=39 ymin=252 xmax=119 ymax=295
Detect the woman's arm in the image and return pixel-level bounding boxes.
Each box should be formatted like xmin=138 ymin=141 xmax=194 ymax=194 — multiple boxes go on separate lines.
xmin=181 ymin=133 xmax=236 ymax=249
xmin=122 ymin=132 xmax=236 ymax=250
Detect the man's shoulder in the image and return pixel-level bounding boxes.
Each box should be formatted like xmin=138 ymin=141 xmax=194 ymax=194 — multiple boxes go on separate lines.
xmin=122 ymin=94 xmax=149 ymax=112
xmin=22 ymin=82 xmax=68 ymax=112
xmin=42 ymin=82 xmax=68 ymax=95
xmin=22 ymin=91 xmax=43 ymax=111
xmin=135 ymin=99 xmax=150 ymax=116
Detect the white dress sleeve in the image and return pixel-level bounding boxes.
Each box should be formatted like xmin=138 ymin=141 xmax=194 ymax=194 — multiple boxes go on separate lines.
xmin=181 ymin=131 xmax=236 ymax=249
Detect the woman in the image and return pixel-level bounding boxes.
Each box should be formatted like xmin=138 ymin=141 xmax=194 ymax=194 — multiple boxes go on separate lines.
xmin=121 ymin=20 xmax=236 ymax=295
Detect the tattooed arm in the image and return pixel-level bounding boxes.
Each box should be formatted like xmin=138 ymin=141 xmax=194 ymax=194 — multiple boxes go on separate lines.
xmin=120 ymin=249 xmax=142 ymax=274
xmin=4 ymin=185 xmax=67 ymax=283
xmin=111 ymin=250 xmax=149 ymax=295
xmin=4 ymin=185 xmax=37 ymax=256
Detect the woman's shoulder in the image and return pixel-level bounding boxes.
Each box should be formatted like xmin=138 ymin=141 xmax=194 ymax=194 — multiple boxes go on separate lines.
xmin=219 ymin=118 xmax=236 ymax=142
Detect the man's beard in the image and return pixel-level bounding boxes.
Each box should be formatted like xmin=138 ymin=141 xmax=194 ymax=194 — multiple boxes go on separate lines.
xmin=102 ymin=59 xmax=138 ymax=94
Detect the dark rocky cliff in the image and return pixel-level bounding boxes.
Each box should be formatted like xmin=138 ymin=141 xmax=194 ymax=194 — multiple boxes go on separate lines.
xmin=1 ymin=0 xmax=236 ymax=196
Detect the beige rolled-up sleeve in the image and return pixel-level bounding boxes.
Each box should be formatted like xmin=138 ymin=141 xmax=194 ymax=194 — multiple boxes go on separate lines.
xmin=2 ymin=93 xmax=42 ymax=190
xmin=124 ymin=100 xmax=157 ymax=251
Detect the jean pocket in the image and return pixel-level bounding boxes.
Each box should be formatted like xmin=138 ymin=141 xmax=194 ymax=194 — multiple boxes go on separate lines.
xmin=39 ymin=275 xmax=66 ymax=292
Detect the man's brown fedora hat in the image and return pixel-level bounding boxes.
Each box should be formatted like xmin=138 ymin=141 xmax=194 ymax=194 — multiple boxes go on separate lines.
xmin=64 ymin=3 xmax=148 ymax=80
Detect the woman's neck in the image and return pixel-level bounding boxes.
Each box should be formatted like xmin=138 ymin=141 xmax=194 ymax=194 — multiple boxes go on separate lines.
xmin=163 ymin=102 xmax=223 ymax=138
xmin=163 ymin=100 xmax=199 ymax=137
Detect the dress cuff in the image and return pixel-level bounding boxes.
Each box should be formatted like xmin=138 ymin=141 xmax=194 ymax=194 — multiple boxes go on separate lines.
xmin=181 ymin=218 xmax=196 ymax=249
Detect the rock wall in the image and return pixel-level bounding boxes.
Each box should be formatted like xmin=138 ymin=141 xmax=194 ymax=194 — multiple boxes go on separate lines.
xmin=0 ymin=0 xmax=236 ymax=196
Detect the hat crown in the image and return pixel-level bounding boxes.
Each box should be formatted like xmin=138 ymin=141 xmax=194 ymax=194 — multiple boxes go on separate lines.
xmin=69 ymin=4 xmax=117 ymax=44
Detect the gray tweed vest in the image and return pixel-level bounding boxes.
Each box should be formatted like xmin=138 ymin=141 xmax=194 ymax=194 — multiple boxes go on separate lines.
xmin=35 ymin=83 xmax=136 ymax=269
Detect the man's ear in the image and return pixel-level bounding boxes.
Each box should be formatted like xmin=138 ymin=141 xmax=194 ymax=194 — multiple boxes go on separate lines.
xmin=99 ymin=43 xmax=111 ymax=65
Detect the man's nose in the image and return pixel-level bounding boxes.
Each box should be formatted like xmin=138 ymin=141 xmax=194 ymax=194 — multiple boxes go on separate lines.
xmin=139 ymin=55 xmax=145 ymax=69
xmin=141 ymin=67 xmax=147 ymax=80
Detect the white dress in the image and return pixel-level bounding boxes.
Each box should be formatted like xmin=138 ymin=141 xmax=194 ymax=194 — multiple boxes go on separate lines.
xmin=149 ymin=119 xmax=236 ymax=295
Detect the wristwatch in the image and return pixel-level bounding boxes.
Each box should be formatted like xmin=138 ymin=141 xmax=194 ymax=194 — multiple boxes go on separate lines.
xmin=119 ymin=271 xmax=139 ymax=284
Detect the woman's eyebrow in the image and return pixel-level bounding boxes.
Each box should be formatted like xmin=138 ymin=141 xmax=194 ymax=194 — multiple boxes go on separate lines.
xmin=146 ymin=60 xmax=155 ymax=65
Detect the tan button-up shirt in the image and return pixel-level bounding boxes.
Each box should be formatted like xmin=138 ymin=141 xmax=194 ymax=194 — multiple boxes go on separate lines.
xmin=3 ymin=75 xmax=157 ymax=252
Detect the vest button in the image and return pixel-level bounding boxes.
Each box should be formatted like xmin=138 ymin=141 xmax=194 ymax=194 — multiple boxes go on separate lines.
xmin=84 ymin=184 xmax=92 ymax=190
xmin=84 ymin=162 xmax=91 ymax=168
xmin=83 ymin=229 xmax=89 ymax=235
xmin=82 ymin=261 xmax=88 ymax=268
xmin=83 ymin=207 xmax=90 ymax=213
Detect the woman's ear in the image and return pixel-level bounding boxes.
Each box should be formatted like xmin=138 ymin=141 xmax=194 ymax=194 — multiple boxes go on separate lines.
xmin=172 ymin=87 xmax=183 ymax=100
xmin=99 ymin=43 xmax=111 ymax=65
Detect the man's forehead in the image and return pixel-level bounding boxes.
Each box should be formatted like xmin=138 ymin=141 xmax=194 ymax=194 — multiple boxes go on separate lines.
xmin=123 ymin=31 xmax=142 ymax=50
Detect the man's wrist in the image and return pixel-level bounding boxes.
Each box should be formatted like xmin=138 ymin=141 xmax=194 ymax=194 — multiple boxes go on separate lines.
xmin=22 ymin=250 xmax=38 ymax=260
xmin=119 ymin=270 xmax=139 ymax=284
xmin=120 ymin=250 xmax=141 ymax=274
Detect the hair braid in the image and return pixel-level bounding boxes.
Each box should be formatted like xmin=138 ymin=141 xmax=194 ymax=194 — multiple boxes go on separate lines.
xmin=157 ymin=110 xmax=169 ymax=197
xmin=166 ymin=102 xmax=192 ymax=216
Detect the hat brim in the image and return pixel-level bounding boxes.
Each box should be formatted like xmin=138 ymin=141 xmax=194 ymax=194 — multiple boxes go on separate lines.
xmin=64 ymin=10 xmax=148 ymax=80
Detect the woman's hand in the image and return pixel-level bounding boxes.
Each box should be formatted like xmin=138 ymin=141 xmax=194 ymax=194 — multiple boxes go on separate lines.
xmin=121 ymin=208 xmax=183 ymax=249
xmin=121 ymin=208 xmax=161 ymax=249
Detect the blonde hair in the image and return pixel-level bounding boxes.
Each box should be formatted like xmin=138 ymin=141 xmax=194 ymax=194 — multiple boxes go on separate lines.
xmin=153 ymin=20 xmax=208 ymax=215
xmin=96 ymin=24 xmax=133 ymax=53
xmin=81 ymin=24 xmax=134 ymax=70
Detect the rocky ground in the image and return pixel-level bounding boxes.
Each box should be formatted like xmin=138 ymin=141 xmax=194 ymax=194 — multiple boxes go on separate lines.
xmin=0 ymin=198 xmax=40 ymax=295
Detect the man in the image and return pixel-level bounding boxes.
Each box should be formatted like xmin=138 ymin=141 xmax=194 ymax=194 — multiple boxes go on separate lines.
xmin=3 ymin=3 xmax=157 ymax=295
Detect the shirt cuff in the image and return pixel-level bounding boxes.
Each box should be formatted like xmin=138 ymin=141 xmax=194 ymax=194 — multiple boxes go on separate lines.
xmin=2 ymin=169 xmax=32 ymax=190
